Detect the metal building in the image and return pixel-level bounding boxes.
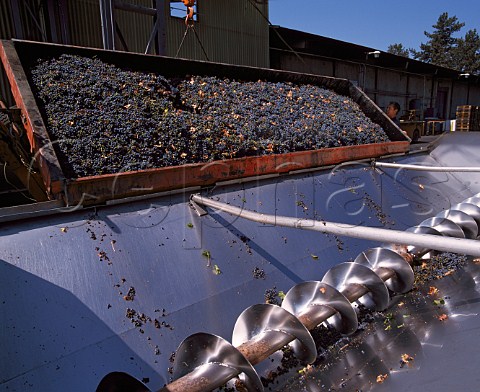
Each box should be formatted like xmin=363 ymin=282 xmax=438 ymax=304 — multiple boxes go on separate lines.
xmin=270 ymin=27 xmax=480 ymax=132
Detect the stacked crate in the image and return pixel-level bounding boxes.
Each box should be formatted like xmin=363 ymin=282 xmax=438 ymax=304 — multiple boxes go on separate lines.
xmin=456 ymin=105 xmax=480 ymax=131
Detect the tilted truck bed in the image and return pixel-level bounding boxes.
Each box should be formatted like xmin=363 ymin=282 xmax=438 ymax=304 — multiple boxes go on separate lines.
xmin=0 ymin=39 xmax=409 ymax=206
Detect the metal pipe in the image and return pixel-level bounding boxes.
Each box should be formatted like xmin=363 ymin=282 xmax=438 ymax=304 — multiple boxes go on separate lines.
xmin=158 ymin=269 xmax=395 ymax=392
xmin=190 ymin=194 xmax=480 ymax=257
xmin=99 ymin=0 xmax=115 ymax=50
xmin=374 ymin=161 xmax=480 ymax=172
xmin=158 ymin=195 xmax=477 ymax=391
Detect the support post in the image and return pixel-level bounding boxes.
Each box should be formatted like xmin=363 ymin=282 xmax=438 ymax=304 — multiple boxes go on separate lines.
xmin=154 ymin=0 xmax=166 ymax=56
xmin=99 ymin=0 xmax=115 ymax=50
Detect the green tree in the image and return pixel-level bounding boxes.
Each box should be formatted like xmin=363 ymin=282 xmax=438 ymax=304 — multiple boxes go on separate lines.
xmin=387 ymin=43 xmax=410 ymax=57
xmin=452 ymin=29 xmax=480 ymax=75
xmin=410 ymin=12 xmax=465 ymax=68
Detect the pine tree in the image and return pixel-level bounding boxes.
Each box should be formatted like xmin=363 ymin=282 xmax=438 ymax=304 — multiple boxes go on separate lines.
xmin=387 ymin=43 xmax=410 ymax=57
xmin=411 ymin=12 xmax=464 ymax=68
xmin=452 ymin=29 xmax=480 ymax=75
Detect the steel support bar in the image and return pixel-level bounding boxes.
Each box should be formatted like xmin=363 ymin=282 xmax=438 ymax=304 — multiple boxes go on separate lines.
xmin=190 ymin=194 xmax=480 ymax=257
xmin=158 ymin=268 xmax=395 ymax=392
xmin=155 ymin=0 xmax=166 ymax=56
xmin=114 ymin=0 xmax=156 ymax=16
xmin=145 ymin=23 xmax=158 ymax=55
xmin=99 ymin=0 xmax=115 ymax=50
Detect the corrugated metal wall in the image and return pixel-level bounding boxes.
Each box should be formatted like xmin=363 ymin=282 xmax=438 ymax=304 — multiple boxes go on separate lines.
xmin=1 ymin=0 xmax=47 ymax=105
xmin=270 ymin=47 xmax=480 ymax=120
xmin=166 ymin=0 xmax=269 ymax=67
xmin=0 ymin=1 xmax=14 ymax=40
xmin=65 ymin=0 xmax=269 ymax=66
xmin=66 ymin=0 xmax=154 ymax=51
xmin=0 ymin=0 xmax=270 ymax=105
xmin=115 ymin=1 xmax=153 ymax=54
xmin=67 ymin=0 xmax=103 ymax=48
xmin=0 ymin=0 xmax=47 ymax=41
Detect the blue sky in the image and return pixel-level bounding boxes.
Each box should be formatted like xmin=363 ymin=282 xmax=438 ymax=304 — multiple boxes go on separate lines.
xmin=268 ymin=0 xmax=480 ymax=52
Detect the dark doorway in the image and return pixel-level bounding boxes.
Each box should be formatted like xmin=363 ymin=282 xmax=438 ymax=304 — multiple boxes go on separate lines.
xmin=435 ymin=87 xmax=449 ymax=118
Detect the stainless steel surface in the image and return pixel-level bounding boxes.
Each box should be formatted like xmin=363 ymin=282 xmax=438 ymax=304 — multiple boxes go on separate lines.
xmin=277 ymin=259 xmax=480 ymax=392
xmin=419 ymin=216 xmax=465 ymax=238
xmin=429 ymin=133 xmax=480 ymax=194
xmin=464 ymin=196 xmax=480 ymax=207
xmin=322 ymin=262 xmax=390 ymax=310
xmin=405 ymin=225 xmax=442 ymax=257
xmin=0 ymin=199 xmax=69 ymax=223
xmin=232 ymin=304 xmax=316 ymax=363
xmin=163 ymin=260 xmax=396 ymax=391
xmin=282 ymin=281 xmax=358 ymax=335
xmin=354 ymin=247 xmax=414 ymax=293
xmin=435 ymin=209 xmax=478 ymax=239
xmin=173 ymin=333 xmax=263 ymax=392
xmin=3 ymin=134 xmax=480 ymax=391
xmin=449 ymin=202 xmax=480 ymax=230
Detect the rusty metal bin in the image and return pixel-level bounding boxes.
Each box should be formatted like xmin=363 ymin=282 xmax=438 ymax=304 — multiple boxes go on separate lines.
xmin=0 ymin=39 xmax=410 ymax=206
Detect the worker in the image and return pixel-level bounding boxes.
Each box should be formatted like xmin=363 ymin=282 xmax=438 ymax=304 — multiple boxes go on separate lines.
xmin=386 ymin=101 xmax=401 ymax=126
xmin=182 ymin=0 xmax=195 ymax=24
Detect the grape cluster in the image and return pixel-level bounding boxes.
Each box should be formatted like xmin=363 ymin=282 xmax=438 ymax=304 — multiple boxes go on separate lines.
xmin=264 ymin=286 xmax=282 ymax=306
xmin=31 ymin=55 xmax=390 ymax=178
xmin=252 ymin=266 xmax=266 ymax=279
xmin=414 ymin=252 xmax=467 ymax=285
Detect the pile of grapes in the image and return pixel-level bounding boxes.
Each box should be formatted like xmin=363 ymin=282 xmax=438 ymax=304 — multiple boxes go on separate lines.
xmin=31 ymin=54 xmax=390 ymax=178
xmin=414 ymin=252 xmax=467 ymax=284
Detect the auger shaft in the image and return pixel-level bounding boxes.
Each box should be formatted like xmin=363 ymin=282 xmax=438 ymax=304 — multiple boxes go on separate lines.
xmin=158 ymin=268 xmax=396 ymax=392
xmin=158 ymin=193 xmax=480 ymax=392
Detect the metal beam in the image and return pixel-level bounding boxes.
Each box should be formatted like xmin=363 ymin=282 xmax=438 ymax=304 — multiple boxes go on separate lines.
xmin=154 ymin=0 xmax=166 ymax=56
xmin=46 ymin=0 xmax=59 ymax=43
xmin=144 ymin=23 xmax=158 ymax=55
xmin=99 ymin=0 xmax=115 ymax=50
xmin=114 ymin=0 xmax=156 ymax=16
